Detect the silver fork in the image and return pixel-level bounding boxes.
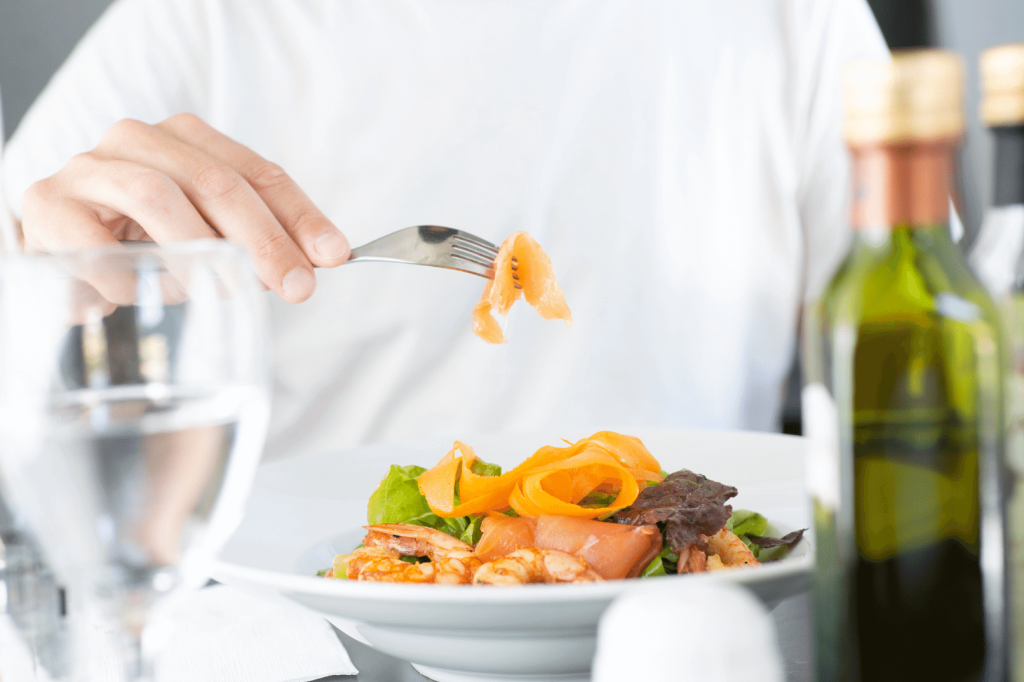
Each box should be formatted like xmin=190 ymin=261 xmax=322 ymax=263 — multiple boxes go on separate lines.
xmin=346 ymin=225 xmax=521 ymax=288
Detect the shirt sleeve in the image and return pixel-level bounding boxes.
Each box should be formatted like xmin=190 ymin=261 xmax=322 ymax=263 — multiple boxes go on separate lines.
xmin=2 ymin=0 xmax=213 ymax=217
xmin=791 ymin=0 xmax=889 ymax=301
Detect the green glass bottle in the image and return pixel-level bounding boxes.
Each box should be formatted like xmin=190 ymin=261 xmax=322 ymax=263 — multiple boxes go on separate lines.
xmin=805 ymin=50 xmax=1004 ymax=682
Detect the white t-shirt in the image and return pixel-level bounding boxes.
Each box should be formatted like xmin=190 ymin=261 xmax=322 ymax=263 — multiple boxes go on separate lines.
xmin=3 ymin=0 xmax=887 ymax=461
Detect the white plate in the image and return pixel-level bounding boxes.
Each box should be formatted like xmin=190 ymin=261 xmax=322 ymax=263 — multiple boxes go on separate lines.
xmin=213 ymin=428 xmax=812 ymax=682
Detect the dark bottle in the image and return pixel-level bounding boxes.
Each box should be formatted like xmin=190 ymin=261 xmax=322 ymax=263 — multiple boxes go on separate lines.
xmin=970 ymin=42 xmax=1024 ymax=682
xmin=805 ymin=50 xmax=1004 ymax=682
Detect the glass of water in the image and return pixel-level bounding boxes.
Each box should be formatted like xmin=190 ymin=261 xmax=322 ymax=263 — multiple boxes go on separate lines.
xmin=0 ymin=241 xmax=270 ymax=680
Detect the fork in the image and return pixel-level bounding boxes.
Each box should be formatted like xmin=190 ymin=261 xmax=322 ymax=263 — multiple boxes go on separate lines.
xmin=346 ymin=225 xmax=521 ymax=288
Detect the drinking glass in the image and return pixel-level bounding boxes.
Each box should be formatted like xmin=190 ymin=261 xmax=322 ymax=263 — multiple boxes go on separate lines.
xmin=0 ymin=241 xmax=270 ymax=680
xmin=1 ymin=83 xmax=70 ymax=680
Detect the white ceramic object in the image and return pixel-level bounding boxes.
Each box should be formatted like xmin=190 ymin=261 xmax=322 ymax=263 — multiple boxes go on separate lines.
xmin=592 ymin=580 xmax=784 ymax=682
xmin=212 ymin=428 xmax=812 ymax=682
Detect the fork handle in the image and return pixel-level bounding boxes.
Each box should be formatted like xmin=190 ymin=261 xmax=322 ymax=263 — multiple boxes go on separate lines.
xmin=346 ymin=225 xmax=460 ymax=263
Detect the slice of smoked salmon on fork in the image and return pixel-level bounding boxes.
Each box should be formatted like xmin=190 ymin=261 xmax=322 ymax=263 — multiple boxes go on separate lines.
xmin=472 ymin=231 xmax=572 ymax=344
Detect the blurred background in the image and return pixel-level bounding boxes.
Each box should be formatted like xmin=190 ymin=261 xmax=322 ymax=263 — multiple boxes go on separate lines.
xmin=1 ymin=0 xmax=1023 ymax=436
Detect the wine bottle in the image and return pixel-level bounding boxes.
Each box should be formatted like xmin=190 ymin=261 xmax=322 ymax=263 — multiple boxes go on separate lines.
xmin=970 ymin=42 xmax=1024 ymax=682
xmin=805 ymin=50 xmax=1004 ymax=682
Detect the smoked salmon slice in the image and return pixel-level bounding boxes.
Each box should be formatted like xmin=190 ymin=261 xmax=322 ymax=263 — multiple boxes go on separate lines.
xmin=533 ymin=516 xmax=662 ymax=580
xmin=472 ymin=232 xmax=571 ymax=344
xmin=476 ymin=516 xmax=537 ymax=562
xmin=476 ymin=514 xmax=662 ymax=580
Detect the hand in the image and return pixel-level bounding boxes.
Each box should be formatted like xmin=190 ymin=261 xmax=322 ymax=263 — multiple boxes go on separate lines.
xmin=20 ymin=113 xmax=350 ymax=303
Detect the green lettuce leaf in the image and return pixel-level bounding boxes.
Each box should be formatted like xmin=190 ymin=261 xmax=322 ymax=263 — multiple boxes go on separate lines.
xmin=365 ymin=461 xmax=498 ymax=547
xmin=726 ymin=509 xmax=769 ymax=537
xmin=431 ymin=515 xmax=487 ymax=545
xmin=458 ymin=515 xmax=485 ymax=545
xmin=469 ymin=459 xmax=502 ymax=477
xmin=726 ymin=509 xmax=771 ymax=559
xmin=579 ymin=491 xmax=618 ymax=508
xmin=367 ymin=464 xmax=433 ymax=525
xmin=648 ymin=470 xmax=671 ymax=487
xmin=640 ymin=545 xmax=678 ymax=578
xmin=640 ymin=555 xmax=666 ymax=577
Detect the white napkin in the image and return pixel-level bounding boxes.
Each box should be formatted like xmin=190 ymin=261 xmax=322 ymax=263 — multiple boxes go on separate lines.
xmin=592 ymin=578 xmax=784 ymax=682
xmin=0 ymin=612 xmax=46 ymax=682
xmin=1 ymin=585 xmax=357 ymax=682
xmin=155 ymin=585 xmax=357 ymax=682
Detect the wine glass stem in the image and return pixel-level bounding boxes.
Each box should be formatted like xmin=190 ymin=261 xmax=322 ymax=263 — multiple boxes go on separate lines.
xmin=124 ymin=629 xmax=154 ymax=682
xmin=123 ymin=598 xmax=165 ymax=682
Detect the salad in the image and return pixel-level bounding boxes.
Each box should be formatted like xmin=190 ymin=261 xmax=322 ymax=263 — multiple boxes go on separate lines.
xmin=321 ymin=431 xmax=804 ymax=585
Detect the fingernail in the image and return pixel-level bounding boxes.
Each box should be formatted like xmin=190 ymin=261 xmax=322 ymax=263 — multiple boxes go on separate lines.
xmin=314 ymin=232 xmax=350 ymax=260
xmin=282 ymin=267 xmax=315 ymax=301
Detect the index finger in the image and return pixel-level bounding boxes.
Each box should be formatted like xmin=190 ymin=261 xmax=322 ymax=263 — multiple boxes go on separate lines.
xmin=96 ymin=118 xmax=316 ymax=303
xmin=157 ymin=114 xmax=351 ymax=267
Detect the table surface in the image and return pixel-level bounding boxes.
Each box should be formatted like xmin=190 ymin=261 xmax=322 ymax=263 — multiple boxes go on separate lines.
xmin=318 ymin=592 xmax=813 ymax=681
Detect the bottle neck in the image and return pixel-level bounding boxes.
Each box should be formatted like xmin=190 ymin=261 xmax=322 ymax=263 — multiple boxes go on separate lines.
xmin=991 ymin=124 xmax=1024 ymax=208
xmin=849 ymin=141 xmax=956 ymax=233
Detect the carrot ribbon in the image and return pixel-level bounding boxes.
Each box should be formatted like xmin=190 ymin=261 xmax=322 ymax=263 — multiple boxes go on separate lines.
xmin=417 ymin=432 xmax=663 ymax=519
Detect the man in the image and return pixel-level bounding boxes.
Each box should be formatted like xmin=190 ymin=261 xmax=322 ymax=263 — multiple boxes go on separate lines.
xmin=2 ymin=0 xmax=887 ymax=460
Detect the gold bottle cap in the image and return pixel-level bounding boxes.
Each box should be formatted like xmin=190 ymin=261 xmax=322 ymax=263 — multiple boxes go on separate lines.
xmin=981 ymin=44 xmax=1024 ymax=126
xmin=843 ymin=50 xmax=965 ymax=145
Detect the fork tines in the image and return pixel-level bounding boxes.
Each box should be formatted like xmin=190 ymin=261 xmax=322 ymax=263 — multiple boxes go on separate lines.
xmin=451 ymin=233 xmax=496 ymax=268
xmin=451 ymin=233 xmax=498 ymax=258
xmin=450 ymin=233 xmax=523 ymax=289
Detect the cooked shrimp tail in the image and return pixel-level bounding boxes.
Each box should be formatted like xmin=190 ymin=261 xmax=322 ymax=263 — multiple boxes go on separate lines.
xmin=352 ymin=523 xmax=481 ymax=584
xmin=676 ymin=544 xmax=708 ymax=574
xmin=364 ymin=523 xmax=474 ymax=561
xmin=706 ymin=528 xmax=760 ymax=569
xmin=473 ymin=548 xmax=602 ymax=586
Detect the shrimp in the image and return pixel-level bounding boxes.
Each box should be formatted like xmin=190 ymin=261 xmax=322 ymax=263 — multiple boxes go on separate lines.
xmin=473 ymin=548 xmax=603 ymax=586
xmin=705 ymin=528 xmax=760 ymax=568
xmin=705 ymin=528 xmax=760 ymax=569
xmin=364 ymin=524 xmax=473 ymax=560
xmin=675 ymin=528 xmax=760 ymax=574
xmin=676 ymin=544 xmax=708 ymax=574
xmin=334 ymin=547 xmax=437 ymax=583
xmin=331 ymin=546 xmax=418 ymax=581
xmin=349 ymin=523 xmax=481 ymax=584
xmin=343 ymin=545 xmax=401 ymax=575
